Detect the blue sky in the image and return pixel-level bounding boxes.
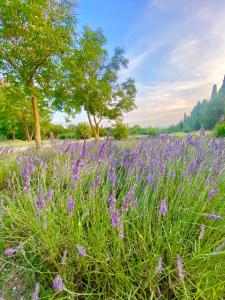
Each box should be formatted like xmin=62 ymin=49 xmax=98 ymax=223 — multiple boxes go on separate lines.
xmin=53 ymin=0 xmax=225 ymax=127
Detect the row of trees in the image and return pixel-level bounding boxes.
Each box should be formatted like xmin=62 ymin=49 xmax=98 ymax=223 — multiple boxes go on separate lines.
xmin=168 ymin=76 xmax=225 ymax=133
xmin=129 ymin=124 xmax=162 ymax=136
xmin=0 ymin=1 xmax=136 ymax=148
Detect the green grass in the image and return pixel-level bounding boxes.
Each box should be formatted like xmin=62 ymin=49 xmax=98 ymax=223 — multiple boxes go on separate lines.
xmin=1 ymin=136 xmax=225 ymax=299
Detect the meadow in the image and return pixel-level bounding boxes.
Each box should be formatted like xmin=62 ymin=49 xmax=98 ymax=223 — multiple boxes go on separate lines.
xmin=1 ymin=134 xmax=225 ymax=299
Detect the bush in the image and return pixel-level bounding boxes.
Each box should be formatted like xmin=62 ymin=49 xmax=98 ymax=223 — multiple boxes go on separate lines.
xmin=145 ymin=127 xmax=160 ymax=136
xmin=74 ymin=123 xmax=92 ymax=140
xmin=99 ymin=127 xmax=108 ymax=137
xmin=112 ymin=123 xmax=128 ymax=140
xmin=59 ymin=132 xmax=76 ymax=140
xmin=129 ymin=124 xmax=142 ymax=135
xmin=214 ymin=123 xmax=225 ymax=137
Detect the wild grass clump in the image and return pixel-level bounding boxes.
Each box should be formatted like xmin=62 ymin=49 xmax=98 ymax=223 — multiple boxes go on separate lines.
xmin=1 ymin=135 xmax=225 ymax=299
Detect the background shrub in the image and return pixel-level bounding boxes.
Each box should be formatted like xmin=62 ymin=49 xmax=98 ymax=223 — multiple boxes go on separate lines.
xmin=59 ymin=132 xmax=76 ymax=140
xmin=145 ymin=127 xmax=160 ymax=136
xmin=74 ymin=123 xmax=92 ymax=140
xmin=214 ymin=122 xmax=225 ymax=137
xmin=99 ymin=127 xmax=108 ymax=137
xmin=112 ymin=123 xmax=128 ymax=140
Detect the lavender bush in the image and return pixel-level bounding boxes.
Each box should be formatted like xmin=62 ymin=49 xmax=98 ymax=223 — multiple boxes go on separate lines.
xmin=1 ymin=135 xmax=225 ymax=299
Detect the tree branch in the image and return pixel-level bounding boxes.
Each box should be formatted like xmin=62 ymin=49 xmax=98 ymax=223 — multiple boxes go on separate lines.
xmin=1 ymin=50 xmax=18 ymax=70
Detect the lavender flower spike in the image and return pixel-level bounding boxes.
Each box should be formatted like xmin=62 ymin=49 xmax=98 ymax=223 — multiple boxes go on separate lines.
xmin=111 ymin=208 xmax=120 ymax=228
xmin=4 ymin=247 xmax=16 ymax=257
xmin=68 ymin=197 xmax=75 ymax=214
xmin=53 ymin=275 xmax=63 ymax=292
xmin=199 ymin=224 xmax=206 ymax=240
xmin=46 ymin=188 xmax=53 ymax=203
xmin=159 ymin=199 xmax=168 ymax=217
xmin=32 ymin=283 xmax=40 ymax=300
xmin=37 ymin=185 xmax=45 ymax=209
xmin=208 ymin=188 xmax=219 ymax=200
xmin=205 ymin=213 xmax=222 ymax=220
xmin=156 ymin=257 xmax=164 ymax=274
xmin=76 ymin=244 xmax=87 ymax=256
xmin=4 ymin=243 xmax=22 ymax=257
xmin=176 ymin=255 xmax=185 ymax=281
xmin=213 ymin=240 xmax=225 ymax=253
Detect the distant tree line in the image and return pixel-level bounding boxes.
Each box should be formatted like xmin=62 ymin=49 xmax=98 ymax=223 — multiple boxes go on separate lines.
xmin=129 ymin=124 xmax=162 ymax=136
xmin=167 ymin=76 xmax=225 ymax=133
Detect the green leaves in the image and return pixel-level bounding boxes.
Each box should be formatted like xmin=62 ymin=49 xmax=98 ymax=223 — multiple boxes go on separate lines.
xmin=54 ymin=26 xmax=137 ymax=137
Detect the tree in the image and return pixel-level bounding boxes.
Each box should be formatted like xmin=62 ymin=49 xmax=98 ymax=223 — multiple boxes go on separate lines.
xmin=0 ymin=83 xmax=52 ymax=141
xmin=54 ymin=27 xmax=137 ymax=141
xmin=0 ymin=0 xmax=76 ymax=148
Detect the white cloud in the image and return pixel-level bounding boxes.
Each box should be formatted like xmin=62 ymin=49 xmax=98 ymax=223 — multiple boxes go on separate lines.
xmin=124 ymin=79 xmax=212 ymax=127
xmin=122 ymin=0 xmax=225 ymax=127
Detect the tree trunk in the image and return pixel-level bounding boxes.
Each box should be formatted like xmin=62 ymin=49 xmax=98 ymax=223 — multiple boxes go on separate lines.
xmin=29 ymin=80 xmax=42 ymax=149
xmin=24 ymin=125 xmax=31 ymax=142
xmin=30 ymin=129 xmax=34 ymax=141
xmin=87 ymin=112 xmax=100 ymax=142
xmin=94 ymin=124 xmax=100 ymax=142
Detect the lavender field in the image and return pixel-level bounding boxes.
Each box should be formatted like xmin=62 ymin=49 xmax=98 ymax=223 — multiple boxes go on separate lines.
xmin=1 ymin=135 xmax=225 ymax=299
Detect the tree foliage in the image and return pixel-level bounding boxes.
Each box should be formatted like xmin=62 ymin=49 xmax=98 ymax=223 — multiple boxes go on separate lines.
xmin=54 ymin=27 xmax=137 ymax=140
xmin=112 ymin=123 xmax=128 ymax=140
xmin=0 ymin=0 xmax=76 ymax=147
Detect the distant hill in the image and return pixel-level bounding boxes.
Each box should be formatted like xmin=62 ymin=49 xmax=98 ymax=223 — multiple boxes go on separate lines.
xmin=168 ymin=75 xmax=225 ymax=133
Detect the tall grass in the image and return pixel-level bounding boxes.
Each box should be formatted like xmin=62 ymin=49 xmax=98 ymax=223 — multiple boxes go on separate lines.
xmin=1 ymin=136 xmax=225 ymax=299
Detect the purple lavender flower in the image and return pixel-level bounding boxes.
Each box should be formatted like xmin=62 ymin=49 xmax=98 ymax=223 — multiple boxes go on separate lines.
xmin=176 ymin=255 xmax=184 ymax=281
xmin=32 ymin=283 xmax=40 ymax=300
xmin=97 ymin=140 xmax=107 ymax=163
xmin=37 ymin=185 xmax=45 ymax=209
xmin=21 ymin=158 xmax=35 ymax=191
xmin=71 ymin=158 xmax=81 ymax=182
xmin=119 ymin=222 xmax=124 ymax=240
xmin=108 ymin=193 xmax=117 ymax=209
xmin=4 ymin=243 xmax=22 ymax=256
xmin=205 ymin=213 xmax=222 ymax=220
xmin=132 ymin=197 xmax=139 ymax=208
xmin=146 ymin=175 xmax=153 ymax=185
xmin=156 ymin=257 xmax=164 ymax=274
xmin=213 ymin=240 xmax=225 ymax=253
xmin=91 ymin=175 xmax=101 ymax=190
xmin=4 ymin=247 xmax=16 ymax=256
xmin=110 ymin=208 xmax=121 ymax=231
xmin=159 ymin=199 xmax=168 ymax=217
xmin=121 ymin=188 xmax=135 ymax=211
xmin=81 ymin=139 xmax=88 ymax=159
xmin=68 ymin=197 xmax=75 ymax=214
xmin=53 ymin=275 xmax=63 ymax=292
xmin=76 ymin=244 xmax=86 ymax=256
xmin=107 ymin=169 xmax=116 ymax=185
xmin=46 ymin=188 xmax=53 ymax=203
xmin=208 ymin=188 xmax=219 ymax=200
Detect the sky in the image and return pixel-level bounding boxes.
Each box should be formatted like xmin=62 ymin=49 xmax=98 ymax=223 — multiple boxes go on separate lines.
xmin=53 ymin=0 xmax=225 ymax=127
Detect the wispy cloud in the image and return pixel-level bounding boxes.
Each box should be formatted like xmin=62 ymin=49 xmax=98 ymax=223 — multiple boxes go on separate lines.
xmin=122 ymin=0 xmax=225 ymax=126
